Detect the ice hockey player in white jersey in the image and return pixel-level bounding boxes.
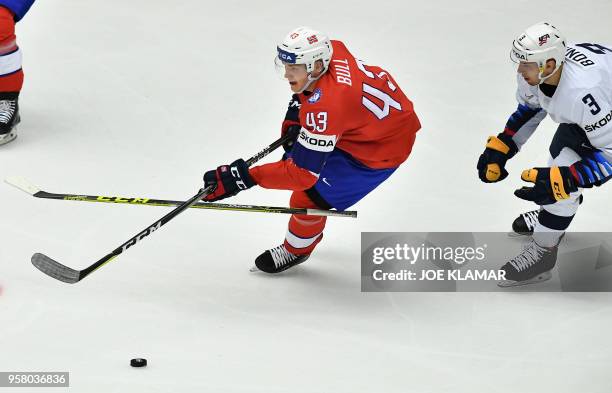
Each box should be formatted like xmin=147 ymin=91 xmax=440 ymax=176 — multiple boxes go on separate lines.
xmin=477 ymin=22 xmax=612 ymax=286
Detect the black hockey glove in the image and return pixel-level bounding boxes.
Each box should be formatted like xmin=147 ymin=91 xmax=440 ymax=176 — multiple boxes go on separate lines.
xmin=203 ymin=159 xmax=256 ymax=202
xmin=477 ymin=133 xmax=518 ymax=183
xmin=281 ymin=94 xmax=301 ymax=152
xmin=514 ymin=166 xmax=578 ymax=205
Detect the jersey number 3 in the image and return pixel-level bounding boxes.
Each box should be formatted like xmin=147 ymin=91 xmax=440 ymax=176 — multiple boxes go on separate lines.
xmin=582 ymin=93 xmax=601 ymax=115
xmin=357 ymin=60 xmax=402 ymax=120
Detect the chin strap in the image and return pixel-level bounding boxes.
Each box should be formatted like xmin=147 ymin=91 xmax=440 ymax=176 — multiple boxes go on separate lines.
xmin=538 ymin=62 xmax=563 ymax=85
xmin=296 ymin=68 xmax=328 ymax=94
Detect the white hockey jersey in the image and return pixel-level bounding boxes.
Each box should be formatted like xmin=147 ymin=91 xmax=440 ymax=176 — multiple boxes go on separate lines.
xmin=512 ymin=43 xmax=612 ymax=162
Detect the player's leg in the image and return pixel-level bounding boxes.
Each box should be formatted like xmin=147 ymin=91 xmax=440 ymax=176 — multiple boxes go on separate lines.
xmin=253 ymin=149 xmax=396 ymax=273
xmin=533 ymin=124 xmax=587 ymax=245
xmin=253 ymin=190 xmax=324 ymax=273
xmin=500 ymin=124 xmax=587 ymax=286
xmin=510 ymin=124 xmax=591 ymax=236
xmin=284 ymin=190 xmax=327 ymax=255
xmin=510 ymin=194 xmax=583 ymax=236
xmin=0 ymin=6 xmax=23 ymax=145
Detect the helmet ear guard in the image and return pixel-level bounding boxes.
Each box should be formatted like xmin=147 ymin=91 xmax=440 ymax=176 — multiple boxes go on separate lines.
xmin=510 ymin=22 xmax=566 ymax=83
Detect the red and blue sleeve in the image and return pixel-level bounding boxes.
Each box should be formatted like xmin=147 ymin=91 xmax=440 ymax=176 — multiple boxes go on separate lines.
xmin=569 ymin=151 xmax=612 ymax=187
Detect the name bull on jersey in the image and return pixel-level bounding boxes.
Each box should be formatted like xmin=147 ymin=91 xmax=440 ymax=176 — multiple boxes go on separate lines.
xmin=298 ymin=128 xmax=336 ymax=152
xmin=585 ymin=110 xmax=612 ymax=132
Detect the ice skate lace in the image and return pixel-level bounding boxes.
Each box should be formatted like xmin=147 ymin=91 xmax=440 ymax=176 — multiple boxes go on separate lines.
xmin=270 ymin=245 xmax=296 ymax=268
xmin=0 ymin=100 xmax=15 ymax=124
xmin=509 ymin=241 xmax=546 ymax=272
xmin=522 ymin=210 xmax=540 ymax=231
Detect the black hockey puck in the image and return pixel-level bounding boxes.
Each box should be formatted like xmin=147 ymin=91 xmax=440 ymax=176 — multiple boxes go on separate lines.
xmin=130 ymin=358 xmax=147 ymax=368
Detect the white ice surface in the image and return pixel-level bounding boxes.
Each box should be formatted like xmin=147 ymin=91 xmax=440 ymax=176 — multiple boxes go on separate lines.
xmin=1 ymin=1 xmax=612 ymax=392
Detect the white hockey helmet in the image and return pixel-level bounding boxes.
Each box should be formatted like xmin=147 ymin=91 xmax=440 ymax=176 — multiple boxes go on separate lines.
xmin=275 ymin=27 xmax=333 ymax=90
xmin=510 ymin=22 xmax=566 ymax=82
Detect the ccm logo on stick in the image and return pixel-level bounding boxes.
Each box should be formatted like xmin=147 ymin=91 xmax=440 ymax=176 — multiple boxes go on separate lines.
xmin=122 ymin=222 xmax=162 ymax=252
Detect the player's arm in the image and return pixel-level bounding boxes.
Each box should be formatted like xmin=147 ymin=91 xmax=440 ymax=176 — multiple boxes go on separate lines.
xmin=251 ymin=104 xmax=339 ymax=191
xmin=280 ymin=94 xmax=302 ymax=153
xmin=568 ymin=150 xmax=612 ymax=188
xmin=249 ymin=124 xmax=338 ymax=190
xmin=567 ymin=89 xmax=612 ymax=188
xmin=513 ymin=154 xmax=612 ymax=206
xmin=200 ymin=133 xmax=322 ymax=202
xmin=477 ymin=77 xmax=546 ymax=183
xmin=200 ymin=98 xmax=326 ymax=201
xmin=503 ymin=76 xmax=547 ymax=149
xmin=515 ymin=90 xmax=612 ymax=204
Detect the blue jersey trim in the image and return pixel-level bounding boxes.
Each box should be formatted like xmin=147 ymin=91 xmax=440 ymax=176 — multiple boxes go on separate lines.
xmin=0 ymin=0 xmax=35 ymax=21
xmin=506 ymin=103 xmax=541 ymax=133
xmin=289 ymin=142 xmax=331 ymax=174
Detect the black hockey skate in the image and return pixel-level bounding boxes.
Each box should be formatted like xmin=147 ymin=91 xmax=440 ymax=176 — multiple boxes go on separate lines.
xmin=511 ymin=196 xmax=583 ymax=237
xmin=498 ymin=240 xmax=558 ymax=287
xmin=510 ymin=209 xmax=540 ymax=237
xmin=252 ymin=244 xmax=310 ymax=273
xmin=0 ymin=92 xmax=20 ymax=146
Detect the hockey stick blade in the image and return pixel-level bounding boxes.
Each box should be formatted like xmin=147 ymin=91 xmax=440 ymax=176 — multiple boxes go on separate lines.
xmin=4 ymin=176 xmax=40 ymax=195
xmin=29 ymin=130 xmax=296 ymax=283
xmin=31 ymin=253 xmax=81 ymax=284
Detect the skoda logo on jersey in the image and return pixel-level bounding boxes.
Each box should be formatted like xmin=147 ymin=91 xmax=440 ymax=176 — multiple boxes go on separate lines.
xmin=584 ymin=110 xmax=612 ymax=132
xmin=277 ymin=47 xmax=296 ymax=64
xmin=308 ymin=88 xmax=322 ymax=104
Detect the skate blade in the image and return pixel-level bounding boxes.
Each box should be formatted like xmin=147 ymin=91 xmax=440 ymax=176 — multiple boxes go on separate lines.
xmin=0 ymin=132 xmax=16 ymax=146
xmin=497 ymin=270 xmax=552 ymax=288
xmin=249 ymin=265 xmax=260 ymax=273
xmin=507 ymin=231 xmax=533 ymax=238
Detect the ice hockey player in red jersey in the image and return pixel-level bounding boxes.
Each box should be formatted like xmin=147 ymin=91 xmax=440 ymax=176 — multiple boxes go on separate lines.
xmin=0 ymin=0 xmax=35 ymax=145
xmin=203 ymin=26 xmax=421 ymax=273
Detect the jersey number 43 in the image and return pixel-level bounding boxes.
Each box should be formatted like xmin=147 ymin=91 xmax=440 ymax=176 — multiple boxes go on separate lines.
xmin=357 ymin=59 xmax=402 ymax=120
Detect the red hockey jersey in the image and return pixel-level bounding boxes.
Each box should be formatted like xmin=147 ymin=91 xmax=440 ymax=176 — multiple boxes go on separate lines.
xmin=250 ymin=40 xmax=420 ymax=190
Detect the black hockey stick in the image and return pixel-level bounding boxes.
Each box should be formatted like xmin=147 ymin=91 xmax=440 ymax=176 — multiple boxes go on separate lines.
xmin=4 ymin=177 xmax=357 ymax=218
xmin=28 ymin=131 xmax=298 ymax=284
